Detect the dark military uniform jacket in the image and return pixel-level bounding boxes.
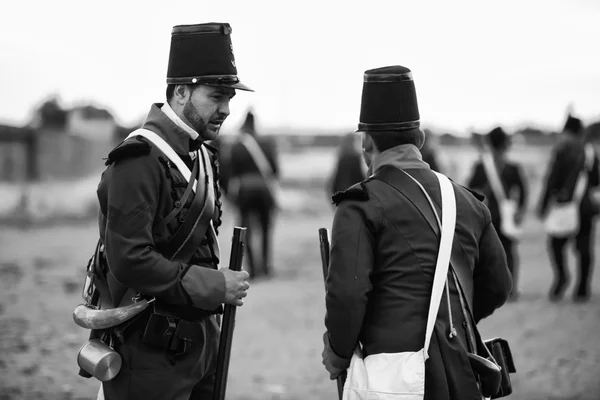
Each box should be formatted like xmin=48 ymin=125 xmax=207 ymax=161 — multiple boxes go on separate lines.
xmin=467 ymin=157 xmax=528 ymax=233
xmin=538 ymin=135 xmax=600 ymax=218
xmin=228 ymin=132 xmax=280 ymax=209
xmin=325 ymin=144 xmax=512 ymax=400
xmin=97 ymin=103 xmax=225 ymax=314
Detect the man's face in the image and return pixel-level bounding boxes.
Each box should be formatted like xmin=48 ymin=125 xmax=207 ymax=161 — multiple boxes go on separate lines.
xmin=182 ymin=85 xmax=236 ymax=141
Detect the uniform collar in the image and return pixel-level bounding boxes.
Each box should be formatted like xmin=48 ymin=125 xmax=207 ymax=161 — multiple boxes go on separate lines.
xmin=141 ymin=103 xmax=201 ymax=155
xmin=160 ymin=102 xmax=199 ymax=140
xmin=368 ymin=144 xmax=430 ymax=176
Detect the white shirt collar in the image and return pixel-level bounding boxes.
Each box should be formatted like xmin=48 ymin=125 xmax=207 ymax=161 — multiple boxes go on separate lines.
xmin=160 ymin=102 xmax=199 ymax=140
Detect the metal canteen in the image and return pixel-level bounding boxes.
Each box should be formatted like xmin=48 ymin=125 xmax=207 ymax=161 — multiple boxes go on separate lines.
xmin=77 ymin=339 xmax=122 ymax=381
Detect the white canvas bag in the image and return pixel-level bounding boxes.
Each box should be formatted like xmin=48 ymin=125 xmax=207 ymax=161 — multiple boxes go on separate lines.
xmin=480 ymin=152 xmax=521 ymax=239
xmin=342 ymin=171 xmax=457 ymax=400
xmin=544 ymin=144 xmax=594 ymax=238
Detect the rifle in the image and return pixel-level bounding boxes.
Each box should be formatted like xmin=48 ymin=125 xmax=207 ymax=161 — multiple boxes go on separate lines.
xmin=318 ymin=228 xmax=345 ymax=400
xmin=213 ymin=226 xmax=247 ymax=400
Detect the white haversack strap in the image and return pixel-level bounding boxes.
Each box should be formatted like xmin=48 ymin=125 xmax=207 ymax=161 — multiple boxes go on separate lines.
xmin=126 ymin=129 xmax=199 ymax=191
xmin=423 ymin=172 xmax=457 ymax=357
xmin=481 ymin=151 xmax=508 ymax=202
xmin=573 ymin=144 xmax=596 ymax=203
xmin=126 ymin=129 xmax=221 ymax=261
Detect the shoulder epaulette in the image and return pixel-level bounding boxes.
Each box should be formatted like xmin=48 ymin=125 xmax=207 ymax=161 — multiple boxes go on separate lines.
xmin=105 ymin=136 xmax=152 ymax=166
xmin=461 ymin=185 xmax=486 ymax=203
xmin=332 ymin=182 xmax=369 ymax=206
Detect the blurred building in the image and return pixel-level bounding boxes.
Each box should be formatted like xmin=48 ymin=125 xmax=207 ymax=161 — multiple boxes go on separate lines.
xmin=0 ymin=101 xmax=116 ymax=183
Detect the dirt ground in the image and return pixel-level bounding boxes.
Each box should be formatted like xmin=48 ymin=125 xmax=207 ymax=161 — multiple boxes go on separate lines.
xmin=1 ymin=145 xmax=599 ymax=399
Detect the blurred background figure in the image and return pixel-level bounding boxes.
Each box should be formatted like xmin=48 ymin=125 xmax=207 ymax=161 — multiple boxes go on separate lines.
xmin=228 ymin=109 xmax=280 ymax=279
xmin=421 ymin=129 xmax=442 ymax=172
xmin=537 ymin=115 xmax=600 ymax=302
xmin=327 ymin=132 xmax=365 ymax=199
xmin=467 ymin=126 xmax=528 ymax=301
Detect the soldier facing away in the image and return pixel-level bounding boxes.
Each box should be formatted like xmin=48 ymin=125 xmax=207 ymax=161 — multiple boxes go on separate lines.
xmin=537 ymin=115 xmax=600 ymax=302
xmin=95 ymin=23 xmax=251 ymax=399
xmin=227 ymin=109 xmax=280 ymax=279
xmin=467 ymin=127 xmax=528 ymax=301
xmin=321 ymin=65 xmax=512 ymax=399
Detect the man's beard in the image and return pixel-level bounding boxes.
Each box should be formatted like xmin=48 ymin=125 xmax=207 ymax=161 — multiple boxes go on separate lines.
xmin=183 ymin=100 xmax=209 ymax=139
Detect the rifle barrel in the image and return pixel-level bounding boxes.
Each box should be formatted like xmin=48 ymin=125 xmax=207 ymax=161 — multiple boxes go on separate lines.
xmin=318 ymin=227 xmax=345 ymax=400
xmin=213 ymin=226 xmax=246 ymax=400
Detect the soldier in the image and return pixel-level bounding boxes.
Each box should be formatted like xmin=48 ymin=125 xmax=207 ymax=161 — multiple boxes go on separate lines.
xmin=538 ymin=115 xmax=600 ymax=302
xmin=322 ymin=66 xmax=512 ymax=399
xmin=96 ymin=23 xmax=252 ymax=399
xmin=467 ymin=127 xmax=528 ymax=301
xmin=421 ymin=128 xmax=442 ymax=172
xmin=228 ymin=109 xmax=280 ymax=279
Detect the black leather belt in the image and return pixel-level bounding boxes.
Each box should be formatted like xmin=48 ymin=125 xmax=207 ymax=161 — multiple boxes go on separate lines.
xmin=154 ymin=300 xmax=223 ymax=321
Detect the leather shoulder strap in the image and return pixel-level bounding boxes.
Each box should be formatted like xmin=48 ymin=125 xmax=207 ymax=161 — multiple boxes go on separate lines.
xmin=126 ymin=129 xmax=216 ymax=263
xmin=372 ymin=166 xmax=475 ymax=312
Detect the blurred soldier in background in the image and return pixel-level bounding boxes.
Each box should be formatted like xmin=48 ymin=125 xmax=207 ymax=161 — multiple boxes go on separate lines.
xmin=328 ymin=132 xmax=366 ymax=199
xmin=467 ymin=127 xmax=528 ymax=301
xmin=538 ymin=115 xmax=600 ymax=302
xmin=228 ymin=110 xmax=280 ymax=279
xmin=421 ymin=128 xmax=442 ymax=172
xmin=322 ymin=65 xmax=512 ymax=399
xmin=96 ymin=23 xmax=251 ymax=399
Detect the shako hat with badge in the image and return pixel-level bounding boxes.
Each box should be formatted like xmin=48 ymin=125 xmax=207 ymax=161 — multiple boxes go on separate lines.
xmin=357 ymin=65 xmax=420 ymax=132
xmin=166 ymin=22 xmax=253 ymax=92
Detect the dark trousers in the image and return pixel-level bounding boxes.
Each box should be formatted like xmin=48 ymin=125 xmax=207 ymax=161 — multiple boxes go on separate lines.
xmin=240 ymin=204 xmax=273 ymax=278
xmin=548 ymin=217 xmax=596 ymax=298
xmin=236 ymin=180 xmax=275 ymax=279
xmin=498 ymin=233 xmax=518 ymax=297
xmin=102 ymin=315 xmax=219 ymax=400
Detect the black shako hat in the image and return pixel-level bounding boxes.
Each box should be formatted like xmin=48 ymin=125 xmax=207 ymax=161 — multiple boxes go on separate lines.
xmin=563 ymin=114 xmax=583 ymax=135
xmin=488 ymin=126 xmax=510 ymax=150
xmin=357 ymin=65 xmax=420 ymax=132
xmin=166 ymin=22 xmax=253 ymax=92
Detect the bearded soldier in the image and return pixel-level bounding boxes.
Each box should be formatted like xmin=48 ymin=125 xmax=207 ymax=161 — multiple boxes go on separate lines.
xmin=95 ymin=23 xmax=252 ymax=399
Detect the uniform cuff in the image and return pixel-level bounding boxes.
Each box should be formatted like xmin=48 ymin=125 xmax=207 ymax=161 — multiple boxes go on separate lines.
xmin=324 ymin=332 xmax=352 ymax=370
xmin=181 ymin=266 xmax=226 ymax=310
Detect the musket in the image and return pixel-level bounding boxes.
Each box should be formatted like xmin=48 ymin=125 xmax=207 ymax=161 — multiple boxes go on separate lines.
xmin=318 ymin=228 xmax=345 ymax=400
xmin=213 ymin=226 xmax=247 ymax=400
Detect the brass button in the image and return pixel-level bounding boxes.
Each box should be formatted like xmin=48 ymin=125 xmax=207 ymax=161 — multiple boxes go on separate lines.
xmin=174 ymin=201 xmax=182 ymax=208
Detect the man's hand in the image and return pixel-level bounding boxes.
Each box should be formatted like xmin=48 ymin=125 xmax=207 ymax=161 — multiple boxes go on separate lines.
xmin=220 ymin=268 xmax=250 ymax=306
xmin=321 ymin=332 xmax=350 ymax=380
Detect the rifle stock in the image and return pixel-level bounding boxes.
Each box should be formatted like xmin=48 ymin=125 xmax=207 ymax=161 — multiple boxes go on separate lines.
xmin=213 ymin=226 xmax=247 ymax=400
xmin=318 ymin=228 xmax=345 ymax=400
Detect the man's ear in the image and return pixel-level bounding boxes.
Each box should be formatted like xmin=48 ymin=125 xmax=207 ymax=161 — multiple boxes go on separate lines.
xmin=172 ymin=84 xmax=190 ymax=106
xmin=362 ymin=132 xmax=376 ymax=153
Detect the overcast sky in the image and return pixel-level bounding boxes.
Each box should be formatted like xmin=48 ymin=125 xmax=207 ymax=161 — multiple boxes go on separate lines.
xmin=1 ymin=0 xmax=599 ymax=135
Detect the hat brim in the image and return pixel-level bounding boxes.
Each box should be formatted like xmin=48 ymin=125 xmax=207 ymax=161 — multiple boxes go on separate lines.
xmin=205 ymin=82 xmax=254 ymax=92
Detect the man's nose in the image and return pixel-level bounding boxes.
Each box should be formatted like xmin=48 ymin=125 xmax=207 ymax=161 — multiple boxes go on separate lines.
xmin=219 ymin=100 xmax=231 ymax=118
